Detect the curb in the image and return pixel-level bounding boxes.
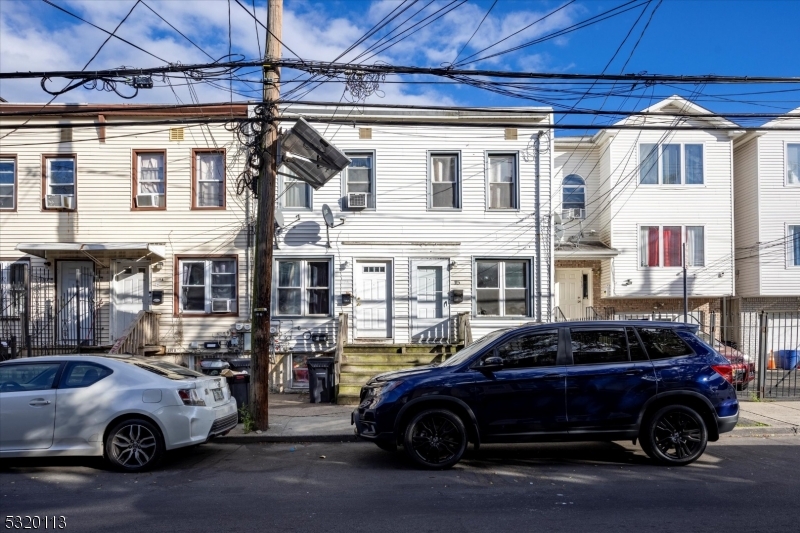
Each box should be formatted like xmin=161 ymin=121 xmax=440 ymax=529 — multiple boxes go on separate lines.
xmin=218 ymin=433 xmax=360 ymax=444
xmin=727 ymin=426 xmax=799 ymax=438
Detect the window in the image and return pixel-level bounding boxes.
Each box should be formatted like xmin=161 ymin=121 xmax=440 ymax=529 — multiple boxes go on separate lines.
xmin=0 ymin=261 xmax=27 ymax=319
xmin=789 ymin=225 xmax=800 ymax=267
xmin=570 ymin=329 xmax=628 ymax=365
xmin=636 ymin=327 xmax=694 ymax=359
xmin=0 ymin=157 xmax=16 ymax=210
xmin=133 ymin=151 xmax=165 ymax=209
xmin=475 ymin=260 xmax=529 ymax=316
xmin=178 ymin=258 xmax=237 ymax=314
xmin=344 ymin=153 xmax=375 ymax=209
xmin=60 ymin=362 xmax=112 ymax=388
xmin=0 ymin=363 xmax=62 ymax=392
xmin=193 ymin=149 xmax=225 ymax=208
xmin=483 ymin=331 xmax=559 ymax=369
xmin=488 ymin=154 xmax=518 ymax=209
xmin=429 ymin=153 xmax=460 ymax=209
xmin=639 ymin=225 xmax=705 ymax=267
xmin=562 ymin=174 xmax=586 ymax=218
xmin=639 ymin=143 xmax=704 ymax=185
xmin=276 ymin=259 xmax=331 ymax=316
xmin=787 ymin=144 xmax=800 ymax=185
xmin=43 ymin=155 xmax=76 ymax=210
xmin=279 ymin=168 xmax=311 ymax=209
xmin=627 ymin=327 xmax=649 ymax=362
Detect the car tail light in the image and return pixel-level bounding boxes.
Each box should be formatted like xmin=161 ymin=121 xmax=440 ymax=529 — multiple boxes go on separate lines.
xmin=178 ymin=389 xmax=206 ymax=406
xmin=712 ymin=364 xmax=734 ymax=384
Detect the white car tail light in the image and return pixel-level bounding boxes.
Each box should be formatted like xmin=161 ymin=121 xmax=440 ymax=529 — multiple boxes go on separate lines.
xmin=178 ymin=389 xmax=206 ymax=406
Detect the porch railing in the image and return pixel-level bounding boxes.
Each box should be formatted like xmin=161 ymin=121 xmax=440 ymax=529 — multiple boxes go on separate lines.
xmin=108 ymin=310 xmax=160 ymax=356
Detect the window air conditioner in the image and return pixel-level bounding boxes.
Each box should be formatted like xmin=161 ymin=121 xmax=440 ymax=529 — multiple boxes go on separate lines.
xmin=212 ymin=299 xmax=236 ymax=313
xmin=562 ymin=208 xmax=586 ymax=220
xmin=136 ymin=194 xmax=164 ymax=208
xmin=45 ymin=194 xmax=74 ymax=209
xmin=348 ymin=192 xmax=367 ymax=209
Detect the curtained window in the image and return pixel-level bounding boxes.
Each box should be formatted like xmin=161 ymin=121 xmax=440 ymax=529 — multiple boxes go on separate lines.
xmin=345 ymin=154 xmax=375 ymax=209
xmin=195 ymin=151 xmax=224 ymax=207
xmin=640 ymin=144 xmax=703 ymax=185
xmin=279 ymin=168 xmax=311 ymax=209
xmin=788 ymin=144 xmax=800 ymax=185
xmin=686 ymin=226 xmax=705 ymax=266
xmin=640 ymin=226 xmax=705 ymax=268
xmin=430 ymin=153 xmax=459 ymax=209
xmin=488 ymin=154 xmax=517 ymax=209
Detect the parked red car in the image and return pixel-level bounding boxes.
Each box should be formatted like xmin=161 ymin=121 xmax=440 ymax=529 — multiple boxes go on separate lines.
xmin=700 ymin=333 xmax=755 ymax=390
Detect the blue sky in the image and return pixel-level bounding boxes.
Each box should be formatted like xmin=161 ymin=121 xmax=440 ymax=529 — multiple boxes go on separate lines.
xmin=1 ymin=0 xmax=799 ymax=126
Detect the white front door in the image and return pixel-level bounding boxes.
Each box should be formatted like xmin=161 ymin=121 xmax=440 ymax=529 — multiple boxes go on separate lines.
xmin=112 ymin=261 xmax=149 ymax=339
xmin=411 ymin=259 xmax=450 ymax=343
xmin=57 ymin=261 xmax=94 ymax=344
xmin=555 ymin=269 xmax=590 ymax=320
xmin=356 ymin=262 xmax=391 ymax=339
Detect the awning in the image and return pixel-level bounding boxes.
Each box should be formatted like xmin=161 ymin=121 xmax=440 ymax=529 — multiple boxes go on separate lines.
xmin=555 ymin=241 xmax=618 ymax=259
xmin=16 ymin=243 xmax=166 ymax=262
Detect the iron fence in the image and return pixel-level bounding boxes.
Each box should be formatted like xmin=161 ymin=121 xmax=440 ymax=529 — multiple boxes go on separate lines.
xmin=0 ymin=264 xmax=102 ymax=358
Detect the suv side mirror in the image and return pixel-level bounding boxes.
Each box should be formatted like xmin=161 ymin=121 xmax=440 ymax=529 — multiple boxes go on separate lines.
xmin=481 ymin=356 xmax=504 ymax=371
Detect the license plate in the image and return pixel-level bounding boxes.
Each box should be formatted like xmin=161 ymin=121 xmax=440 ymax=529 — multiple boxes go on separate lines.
xmin=212 ymin=388 xmax=224 ymax=401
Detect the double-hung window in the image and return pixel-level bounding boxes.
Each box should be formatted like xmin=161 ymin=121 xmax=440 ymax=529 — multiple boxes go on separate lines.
xmin=134 ymin=151 xmax=166 ymax=209
xmin=0 ymin=157 xmax=16 ymax=210
xmin=193 ymin=149 xmax=225 ymax=208
xmin=640 ymin=143 xmax=704 ymax=185
xmin=787 ymin=144 xmax=800 ymax=185
xmin=488 ymin=154 xmax=518 ymax=209
xmin=429 ymin=153 xmax=460 ymax=209
xmin=279 ymin=168 xmax=311 ymax=209
xmin=475 ymin=259 xmax=529 ymax=316
xmin=344 ymin=153 xmax=375 ymax=209
xmin=179 ymin=258 xmax=237 ymax=314
xmin=639 ymin=225 xmax=705 ymax=267
xmin=276 ymin=259 xmax=331 ymax=316
xmin=789 ymin=225 xmax=800 ymax=267
xmin=44 ymin=155 xmax=76 ymax=210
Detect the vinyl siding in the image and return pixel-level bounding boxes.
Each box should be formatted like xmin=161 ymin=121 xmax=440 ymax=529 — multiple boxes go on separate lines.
xmin=732 ymin=136 xmax=761 ymax=296
xmin=553 ymin=145 xmax=601 ymax=242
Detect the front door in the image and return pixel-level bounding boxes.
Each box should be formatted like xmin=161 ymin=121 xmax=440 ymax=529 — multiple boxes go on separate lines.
xmin=411 ymin=259 xmax=449 ymax=343
xmin=57 ymin=261 xmax=94 ymax=344
xmin=556 ymin=269 xmax=590 ymax=320
xmin=356 ymin=262 xmax=391 ymax=339
xmin=112 ymin=261 xmax=149 ymax=339
xmin=472 ymin=329 xmax=567 ymax=436
xmin=0 ymin=362 xmax=62 ymax=451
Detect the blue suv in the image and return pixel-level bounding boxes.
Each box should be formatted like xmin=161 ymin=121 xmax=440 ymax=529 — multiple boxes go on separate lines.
xmin=352 ymin=321 xmax=739 ymax=469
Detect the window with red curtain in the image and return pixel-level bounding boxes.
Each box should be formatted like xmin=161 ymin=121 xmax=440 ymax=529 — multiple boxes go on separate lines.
xmin=663 ymin=226 xmax=682 ymax=266
xmin=641 ymin=226 xmax=660 ymax=267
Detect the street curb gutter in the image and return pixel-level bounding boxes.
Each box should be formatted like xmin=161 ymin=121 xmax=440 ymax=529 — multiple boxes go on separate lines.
xmin=726 ymin=426 xmax=799 ymax=438
xmin=218 ymin=434 xmax=360 ymax=444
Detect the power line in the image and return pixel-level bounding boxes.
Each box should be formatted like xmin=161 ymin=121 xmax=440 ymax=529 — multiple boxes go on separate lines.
xmin=452 ymin=0 xmax=497 ymax=65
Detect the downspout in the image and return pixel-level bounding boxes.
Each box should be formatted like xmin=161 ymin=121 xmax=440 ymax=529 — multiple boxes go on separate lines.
xmin=535 ymin=131 xmax=542 ymax=322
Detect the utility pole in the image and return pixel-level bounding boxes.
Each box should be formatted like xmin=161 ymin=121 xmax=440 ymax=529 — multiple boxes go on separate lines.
xmin=251 ymin=0 xmax=282 ymax=430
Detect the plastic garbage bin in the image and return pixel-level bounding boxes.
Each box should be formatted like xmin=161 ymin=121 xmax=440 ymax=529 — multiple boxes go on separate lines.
xmin=199 ymin=359 xmax=229 ymax=376
xmin=306 ymin=356 xmax=335 ymax=404
xmin=777 ymin=350 xmax=799 ymax=370
xmin=225 ymin=358 xmax=251 ymax=416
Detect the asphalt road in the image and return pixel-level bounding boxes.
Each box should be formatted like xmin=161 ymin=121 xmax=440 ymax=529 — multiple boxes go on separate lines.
xmin=2 ymin=436 xmax=799 ymax=533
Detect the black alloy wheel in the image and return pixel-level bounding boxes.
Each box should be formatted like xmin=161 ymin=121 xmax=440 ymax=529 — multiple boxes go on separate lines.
xmin=105 ymin=418 xmax=165 ymax=472
xmin=641 ymin=405 xmax=708 ymax=466
xmin=403 ymin=409 xmax=467 ymax=469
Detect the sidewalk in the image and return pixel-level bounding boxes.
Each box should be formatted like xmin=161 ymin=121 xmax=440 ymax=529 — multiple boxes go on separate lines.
xmin=219 ymin=395 xmax=800 ymax=444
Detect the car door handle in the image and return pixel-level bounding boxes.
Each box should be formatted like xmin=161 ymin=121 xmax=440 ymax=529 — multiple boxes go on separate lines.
xmin=29 ymin=399 xmax=51 ymax=406
xmin=625 ymin=370 xmax=645 ymax=376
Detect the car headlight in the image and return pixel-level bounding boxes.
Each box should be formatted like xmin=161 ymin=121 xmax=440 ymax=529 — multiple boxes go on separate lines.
xmin=367 ymin=380 xmax=403 ymax=398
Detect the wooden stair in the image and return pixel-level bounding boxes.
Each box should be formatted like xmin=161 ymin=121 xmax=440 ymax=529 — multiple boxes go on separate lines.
xmin=337 ymin=344 xmax=461 ymax=405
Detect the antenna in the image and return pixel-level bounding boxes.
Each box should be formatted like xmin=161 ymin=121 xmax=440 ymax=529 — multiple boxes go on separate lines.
xmin=320 ymin=204 xmax=345 ymax=248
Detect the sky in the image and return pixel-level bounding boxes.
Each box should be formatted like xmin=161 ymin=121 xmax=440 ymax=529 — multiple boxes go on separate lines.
xmin=1 ymin=0 xmax=800 ymax=127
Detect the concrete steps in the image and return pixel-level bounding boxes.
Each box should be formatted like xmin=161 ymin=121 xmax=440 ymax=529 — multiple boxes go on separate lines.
xmin=337 ymin=343 xmax=461 ymax=405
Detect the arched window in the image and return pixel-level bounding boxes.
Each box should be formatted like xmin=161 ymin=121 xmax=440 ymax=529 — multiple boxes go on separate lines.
xmin=562 ymin=174 xmax=586 ymax=218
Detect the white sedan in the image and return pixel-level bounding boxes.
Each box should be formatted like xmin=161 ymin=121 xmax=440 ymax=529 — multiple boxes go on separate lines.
xmin=0 ymin=355 xmax=238 ymax=471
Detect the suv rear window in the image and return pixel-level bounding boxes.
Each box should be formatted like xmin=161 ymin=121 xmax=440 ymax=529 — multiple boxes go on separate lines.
xmin=126 ymin=360 xmax=204 ymax=380
xmin=636 ymin=327 xmax=694 ymax=359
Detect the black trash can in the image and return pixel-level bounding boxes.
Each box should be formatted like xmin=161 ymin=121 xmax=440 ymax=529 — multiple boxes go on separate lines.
xmin=225 ymin=358 xmax=252 ymax=414
xmin=306 ymin=356 xmax=335 ymax=404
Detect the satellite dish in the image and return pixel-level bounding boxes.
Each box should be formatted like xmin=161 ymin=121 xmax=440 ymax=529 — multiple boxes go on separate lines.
xmin=275 ymin=209 xmax=285 ymax=229
xmin=555 ymin=224 xmax=565 ymax=243
xmin=321 ymin=204 xmax=335 ymax=228
xmin=553 ymin=211 xmax=562 ymax=225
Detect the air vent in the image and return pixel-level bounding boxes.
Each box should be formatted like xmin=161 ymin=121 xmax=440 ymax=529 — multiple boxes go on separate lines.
xmin=169 ymin=127 xmax=185 ymax=141
xmin=504 ymin=128 xmax=518 ymax=141
xmin=359 ymin=127 xmax=372 ymax=140
xmin=348 ymin=192 xmax=367 ymax=209
xmin=60 ymin=127 xmax=72 ymax=143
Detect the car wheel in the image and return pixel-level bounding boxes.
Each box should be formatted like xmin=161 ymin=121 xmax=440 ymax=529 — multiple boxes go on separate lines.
xmin=641 ymin=405 xmax=708 ymax=466
xmin=403 ymin=409 xmax=467 ymax=469
xmin=105 ymin=419 xmax=165 ymax=472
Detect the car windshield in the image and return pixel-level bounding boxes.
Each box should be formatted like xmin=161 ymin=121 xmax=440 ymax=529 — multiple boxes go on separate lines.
xmin=438 ymin=329 xmax=509 ymax=367
xmin=123 ymin=359 xmax=204 ymax=380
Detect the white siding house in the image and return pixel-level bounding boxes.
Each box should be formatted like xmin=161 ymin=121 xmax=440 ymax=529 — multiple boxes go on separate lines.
xmin=0 ymin=103 xmax=251 ymax=364
xmin=270 ymin=106 xmax=554 ymax=390
xmin=733 ymin=111 xmax=800 ymax=310
xmin=553 ymin=96 xmax=743 ymax=320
